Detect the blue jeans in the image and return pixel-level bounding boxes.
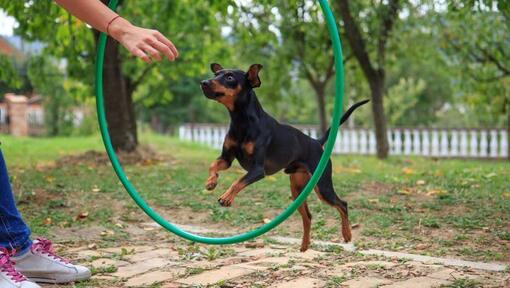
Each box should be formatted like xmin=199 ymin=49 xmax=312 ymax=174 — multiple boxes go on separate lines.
xmin=0 ymin=150 xmax=32 ymax=253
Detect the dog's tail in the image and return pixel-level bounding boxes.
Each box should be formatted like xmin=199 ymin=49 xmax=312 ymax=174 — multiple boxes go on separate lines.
xmin=318 ymin=99 xmax=370 ymax=146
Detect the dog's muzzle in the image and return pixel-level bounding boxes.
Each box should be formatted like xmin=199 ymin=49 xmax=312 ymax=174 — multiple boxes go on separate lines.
xmin=200 ymin=80 xmax=217 ymax=99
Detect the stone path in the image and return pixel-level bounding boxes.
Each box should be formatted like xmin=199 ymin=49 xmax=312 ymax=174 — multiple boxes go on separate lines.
xmin=41 ymin=223 xmax=509 ymax=288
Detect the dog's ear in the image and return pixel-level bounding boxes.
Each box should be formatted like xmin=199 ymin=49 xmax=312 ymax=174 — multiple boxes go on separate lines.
xmin=210 ymin=63 xmax=223 ymax=73
xmin=246 ymin=64 xmax=263 ymax=88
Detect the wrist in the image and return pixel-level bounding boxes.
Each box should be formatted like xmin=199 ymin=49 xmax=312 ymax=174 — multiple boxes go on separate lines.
xmin=108 ymin=17 xmax=133 ymax=41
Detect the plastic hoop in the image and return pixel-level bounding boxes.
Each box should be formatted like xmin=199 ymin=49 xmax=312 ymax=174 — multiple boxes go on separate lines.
xmin=95 ymin=0 xmax=345 ymax=244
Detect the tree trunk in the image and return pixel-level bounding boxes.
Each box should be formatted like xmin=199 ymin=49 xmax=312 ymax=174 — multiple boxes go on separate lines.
xmin=102 ymin=36 xmax=138 ymax=152
xmin=369 ymin=76 xmax=390 ymax=158
xmin=314 ymin=86 xmax=328 ymax=134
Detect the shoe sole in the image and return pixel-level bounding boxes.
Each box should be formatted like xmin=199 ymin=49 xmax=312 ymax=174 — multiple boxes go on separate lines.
xmin=28 ymin=271 xmax=91 ymax=284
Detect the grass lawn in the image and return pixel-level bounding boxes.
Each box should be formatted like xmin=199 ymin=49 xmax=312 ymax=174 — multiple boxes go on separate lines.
xmin=1 ymin=133 xmax=509 ymax=263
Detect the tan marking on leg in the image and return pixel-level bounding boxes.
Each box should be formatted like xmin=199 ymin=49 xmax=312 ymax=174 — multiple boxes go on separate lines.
xmin=224 ymin=136 xmax=237 ymax=150
xmin=218 ymin=179 xmax=246 ymax=207
xmin=336 ymin=207 xmax=352 ymax=243
xmin=313 ymin=186 xmax=352 ymax=243
xmin=205 ymin=159 xmax=229 ymax=190
xmin=242 ymin=141 xmax=255 ymax=155
xmin=290 ymin=172 xmax=312 ymax=252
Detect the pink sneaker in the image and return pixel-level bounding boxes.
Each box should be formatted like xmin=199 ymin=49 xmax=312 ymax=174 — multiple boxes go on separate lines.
xmin=12 ymin=238 xmax=91 ymax=284
xmin=0 ymin=248 xmax=40 ymax=288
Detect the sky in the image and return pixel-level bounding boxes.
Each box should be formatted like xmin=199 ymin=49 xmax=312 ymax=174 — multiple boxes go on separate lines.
xmin=0 ymin=10 xmax=17 ymax=36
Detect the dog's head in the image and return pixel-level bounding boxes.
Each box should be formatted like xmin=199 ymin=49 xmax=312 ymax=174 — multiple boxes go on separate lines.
xmin=200 ymin=63 xmax=263 ymax=111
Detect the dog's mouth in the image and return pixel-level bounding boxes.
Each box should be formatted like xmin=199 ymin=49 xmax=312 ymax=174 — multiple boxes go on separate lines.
xmin=201 ymin=83 xmax=224 ymax=99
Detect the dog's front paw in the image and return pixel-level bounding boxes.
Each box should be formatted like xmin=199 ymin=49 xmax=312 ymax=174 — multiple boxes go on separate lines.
xmin=205 ymin=181 xmax=217 ymax=191
xmin=205 ymin=176 xmax=218 ymax=191
xmin=218 ymin=196 xmax=233 ymax=207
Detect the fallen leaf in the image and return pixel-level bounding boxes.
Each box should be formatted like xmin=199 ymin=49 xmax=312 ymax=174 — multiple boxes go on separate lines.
xmin=76 ymin=212 xmax=89 ymax=220
xmin=426 ymin=189 xmax=448 ymax=197
xmin=416 ymin=180 xmax=426 ymax=186
xmin=334 ymin=166 xmax=362 ymax=174
xmin=402 ymin=167 xmax=414 ymax=175
xmin=87 ymin=243 xmax=97 ymax=250
xmin=115 ymin=223 xmax=124 ymax=228
xmin=42 ymin=218 xmax=52 ymax=226
xmin=503 ymin=192 xmax=510 ymax=198
xmin=351 ymin=223 xmax=360 ymax=229
xmin=415 ymin=243 xmax=428 ymax=250
xmin=398 ymin=188 xmax=413 ymax=195
xmin=262 ymin=218 xmax=271 ymax=224
xmin=368 ymin=198 xmax=379 ymax=204
xmin=484 ymin=172 xmax=497 ymax=178
xmin=266 ymin=176 xmax=277 ymax=182
xmin=92 ymin=187 xmax=101 ymax=192
xmin=100 ymin=230 xmax=115 ymax=236
xmin=245 ymin=241 xmax=264 ymax=248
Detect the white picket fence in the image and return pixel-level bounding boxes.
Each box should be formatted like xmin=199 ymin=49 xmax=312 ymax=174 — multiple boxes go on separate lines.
xmin=178 ymin=123 xmax=509 ymax=159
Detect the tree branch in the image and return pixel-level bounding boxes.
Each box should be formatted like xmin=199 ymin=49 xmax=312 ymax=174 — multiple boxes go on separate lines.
xmin=126 ymin=64 xmax=156 ymax=96
xmin=377 ymin=0 xmax=401 ymax=70
xmin=336 ymin=0 xmax=378 ymax=81
xmin=477 ymin=44 xmax=510 ymax=76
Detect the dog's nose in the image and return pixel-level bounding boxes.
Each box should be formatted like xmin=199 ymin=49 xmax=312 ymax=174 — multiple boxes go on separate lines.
xmin=200 ymin=80 xmax=209 ymax=87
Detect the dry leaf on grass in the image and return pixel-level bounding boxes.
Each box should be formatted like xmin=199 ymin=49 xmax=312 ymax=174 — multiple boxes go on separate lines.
xmin=76 ymin=212 xmax=89 ymax=220
xmin=42 ymin=218 xmax=52 ymax=226
xmin=426 ymin=189 xmax=448 ymax=197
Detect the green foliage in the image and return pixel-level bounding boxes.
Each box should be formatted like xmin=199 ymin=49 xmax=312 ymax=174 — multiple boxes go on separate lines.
xmin=0 ymin=0 xmax=509 ymax=130
xmin=0 ymin=54 xmax=21 ymax=89
xmin=27 ymin=56 xmax=77 ymax=136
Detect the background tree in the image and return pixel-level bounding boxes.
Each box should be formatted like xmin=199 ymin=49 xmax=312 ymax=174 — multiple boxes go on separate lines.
xmin=440 ymin=1 xmax=509 ymax=157
xmin=0 ymin=0 xmax=229 ymax=150
xmin=335 ymin=0 xmax=403 ymax=159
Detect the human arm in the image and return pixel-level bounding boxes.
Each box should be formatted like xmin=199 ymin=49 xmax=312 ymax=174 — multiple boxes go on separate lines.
xmin=54 ymin=0 xmax=178 ymax=63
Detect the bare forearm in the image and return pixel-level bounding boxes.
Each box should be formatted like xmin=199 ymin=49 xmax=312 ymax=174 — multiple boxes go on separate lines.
xmin=53 ymin=0 xmax=178 ymax=63
xmin=54 ymin=0 xmax=118 ymax=33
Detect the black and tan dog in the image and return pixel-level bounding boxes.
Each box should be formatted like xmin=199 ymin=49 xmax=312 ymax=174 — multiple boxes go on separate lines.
xmin=200 ymin=63 xmax=369 ymax=251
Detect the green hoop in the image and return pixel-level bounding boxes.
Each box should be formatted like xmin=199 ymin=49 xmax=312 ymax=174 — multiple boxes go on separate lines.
xmin=95 ymin=0 xmax=345 ymax=244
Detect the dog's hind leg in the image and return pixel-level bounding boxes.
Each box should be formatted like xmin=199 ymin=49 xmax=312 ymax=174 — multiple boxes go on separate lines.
xmin=313 ymin=162 xmax=352 ymax=243
xmin=289 ymin=172 xmax=313 ymax=252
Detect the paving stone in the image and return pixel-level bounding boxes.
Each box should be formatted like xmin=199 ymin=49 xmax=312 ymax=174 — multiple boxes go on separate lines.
xmin=161 ymin=283 xmax=181 ymax=288
xmin=272 ymin=277 xmax=324 ymax=288
xmin=93 ymin=275 xmax=117 ymax=281
xmin=341 ymin=277 xmax=393 ymax=288
xmin=342 ymin=260 xmax=397 ymax=269
xmin=126 ymin=248 xmax=176 ymax=262
xmin=361 ymin=249 xmax=507 ymax=272
xmin=427 ymin=268 xmax=480 ymax=281
xmin=125 ymin=269 xmax=185 ymax=287
xmin=236 ymin=257 xmax=290 ymax=271
xmin=90 ymin=258 xmax=129 ymax=268
xmin=288 ymin=249 xmax=325 ymax=260
xmin=100 ymin=245 xmax=153 ymax=255
xmin=382 ymin=276 xmax=450 ymax=288
xmin=176 ymin=265 xmax=256 ymax=286
xmin=238 ymin=248 xmax=280 ymax=257
xmin=112 ymin=258 xmax=175 ymax=278
xmin=75 ymin=250 xmax=103 ymax=259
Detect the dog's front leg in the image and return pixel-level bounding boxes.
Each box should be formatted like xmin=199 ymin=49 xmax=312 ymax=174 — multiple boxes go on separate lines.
xmin=218 ymin=141 xmax=268 ymax=207
xmin=205 ymin=147 xmax=234 ymax=191
xmin=218 ymin=165 xmax=265 ymax=207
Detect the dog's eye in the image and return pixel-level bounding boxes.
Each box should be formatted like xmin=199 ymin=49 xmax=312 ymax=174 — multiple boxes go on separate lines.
xmin=226 ymin=75 xmax=235 ymax=82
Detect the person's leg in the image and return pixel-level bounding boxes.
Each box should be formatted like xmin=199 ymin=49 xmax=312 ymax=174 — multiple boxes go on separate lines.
xmin=0 ymin=150 xmax=32 ymax=254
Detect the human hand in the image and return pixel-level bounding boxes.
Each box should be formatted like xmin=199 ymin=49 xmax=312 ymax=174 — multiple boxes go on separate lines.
xmin=108 ymin=17 xmax=179 ymax=64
